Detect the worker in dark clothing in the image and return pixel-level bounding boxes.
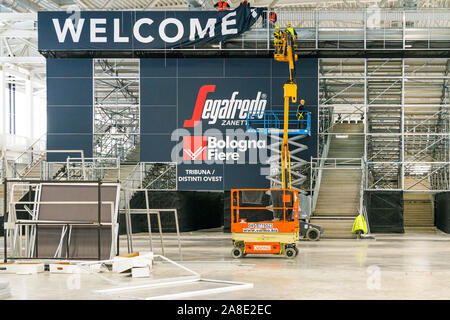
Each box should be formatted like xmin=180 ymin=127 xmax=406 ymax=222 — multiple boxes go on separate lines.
xmin=297 ymin=99 xmax=306 ymax=129
xmin=214 ymin=1 xmax=230 ymax=11
xmin=240 ymin=0 xmax=250 ymax=5
xmin=273 ymin=26 xmax=283 ymax=53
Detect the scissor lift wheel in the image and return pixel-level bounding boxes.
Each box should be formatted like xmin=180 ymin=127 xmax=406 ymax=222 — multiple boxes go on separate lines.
xmin=231 ymin=247 xmax=243 ymax=259
xmin=285 ymin=247 xmax=297 ymax=259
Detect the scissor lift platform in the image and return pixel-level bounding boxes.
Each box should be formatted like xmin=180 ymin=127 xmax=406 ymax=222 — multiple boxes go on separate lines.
xmin=246 ymin=110 xmax=311 ymax=136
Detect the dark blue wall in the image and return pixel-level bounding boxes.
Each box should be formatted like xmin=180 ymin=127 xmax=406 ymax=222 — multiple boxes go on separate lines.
xmin=47 ymin=59 xmax=93 ymax=162
xmin=140 ymin=58 xmax=318 ymax=190
xmin=46 ymin=57 xmax=318 ymax=190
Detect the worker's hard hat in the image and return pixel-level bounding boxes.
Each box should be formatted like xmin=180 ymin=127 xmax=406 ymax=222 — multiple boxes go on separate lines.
xmin=275 ymin=26 xmax=280 ymax=29
xmin=300 ymin=99 xmax=305 ymax=103
xmin=287 ymin=22 xmax=292 ymax=26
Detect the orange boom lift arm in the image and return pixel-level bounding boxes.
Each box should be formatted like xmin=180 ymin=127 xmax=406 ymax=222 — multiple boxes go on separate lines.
xmin=274 ymin=32 xmax=298 ymax=189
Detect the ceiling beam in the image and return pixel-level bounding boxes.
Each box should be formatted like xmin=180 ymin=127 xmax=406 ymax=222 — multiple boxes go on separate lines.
xmin=7 ymin=0 xmax=41 ymax=12
xmin=0 ymin=13 xmax=36 ymax=21
xmin=0 ymin=57 xmax=44 ymax=63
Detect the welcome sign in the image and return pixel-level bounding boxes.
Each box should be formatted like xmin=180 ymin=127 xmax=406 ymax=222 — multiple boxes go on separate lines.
xmin=38 ymin=5 xmax=265 ymax=51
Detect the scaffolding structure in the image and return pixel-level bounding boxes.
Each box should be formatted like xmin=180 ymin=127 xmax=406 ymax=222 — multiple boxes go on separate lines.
xmin=318 ymin=57 xmax=449 ymax=192
xmin=93 ymin=59 xmax=140 ymax=163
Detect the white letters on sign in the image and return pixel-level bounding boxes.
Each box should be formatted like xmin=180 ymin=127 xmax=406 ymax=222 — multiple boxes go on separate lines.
xmin=133 ymin=18 xmax=154 ymax=43
xmin=189 ymin=18 xmax=216 ymax=41
xmin=52 ymin=15 xmax=240 ymax=44
xmin=90 ymin=18 xmax=107 ymax=43
xmin=222 ymin=11 xmax=238 ymax=35
xmin=114 ymin=18 xmax=129 ymax=43
xmin=52 ymin=18 xmax=85 ymax=43
xmin=159 ymin=18 xmax=184 ymax=43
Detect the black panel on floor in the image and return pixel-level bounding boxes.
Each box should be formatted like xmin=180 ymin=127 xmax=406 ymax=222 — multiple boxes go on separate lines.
xmin=435 ymin=192 xmax=450 ymax=233
xmin=120 ymin=191 xmax=224 ymax=234
xmin=365 ymin=191 xmax=404 ymax=233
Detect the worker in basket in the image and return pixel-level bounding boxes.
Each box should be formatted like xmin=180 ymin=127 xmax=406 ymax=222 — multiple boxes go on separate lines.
xmin=273 ymin=26 xmax=283 ymax=53
xmin=286 ymin=22 xmax=298 ymax=41
xmin=297 ymin=99 xmax=306 ymax=119
xmin=296 ymin=99 xmax=306 ymax=129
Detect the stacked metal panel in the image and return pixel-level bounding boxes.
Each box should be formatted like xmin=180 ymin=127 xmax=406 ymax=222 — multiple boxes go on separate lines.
xmin=35 ymin=183 xmax=120 ymax=260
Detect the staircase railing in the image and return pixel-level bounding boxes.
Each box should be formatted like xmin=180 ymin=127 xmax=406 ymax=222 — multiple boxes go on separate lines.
xmin=3 ymin=149 xmax=86 ymax=181
xmin=310 ymin=135 xmax=332 ymax=212
xmin=65 ymin=157 xmax=119 ymax=181
xmin=142 ymin=163 xmax=177 ymax=190
xmin=360 ymin=157 xmax=371 ymax=234
xmin=11 ymin=133 xmax=47 ymax=178
xmin=120 ymin=163 xmax=144 ymax=209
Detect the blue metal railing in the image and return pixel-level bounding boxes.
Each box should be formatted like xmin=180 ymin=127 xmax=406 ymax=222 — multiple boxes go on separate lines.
xmin=246 ymin=110 xmax=311 ymax=135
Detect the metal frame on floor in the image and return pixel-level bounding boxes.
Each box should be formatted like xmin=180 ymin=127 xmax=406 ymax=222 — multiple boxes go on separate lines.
xmin=3 ymin=179 xmax=120 ymax=262
xmin=89 ymin=254 xmax=253 ymax=300
xmin=121 ymin=187 xmax=182 ymax=259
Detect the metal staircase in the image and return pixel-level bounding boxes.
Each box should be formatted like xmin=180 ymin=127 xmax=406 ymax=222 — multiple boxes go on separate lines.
xmin=311 ymin=122 xmax=364 ymax=239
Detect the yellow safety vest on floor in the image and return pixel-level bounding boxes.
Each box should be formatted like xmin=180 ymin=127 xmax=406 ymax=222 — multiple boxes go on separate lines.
xmin=352 ymin=214 xmax=368 ymax=234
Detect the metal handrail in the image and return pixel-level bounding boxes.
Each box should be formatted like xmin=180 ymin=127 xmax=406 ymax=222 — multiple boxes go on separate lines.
xmin=360 ymin=158 xmax=371 ymax=235
xmin=13 ymin=133 xmax=46 ymax=163
xmin=3 ymin=149 xmax=86 ymax=180
xmin=312 ymin=157 xmax=363 ymax=169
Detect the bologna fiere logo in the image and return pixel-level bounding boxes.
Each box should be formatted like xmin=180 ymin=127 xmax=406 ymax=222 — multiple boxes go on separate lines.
xmin=183 ymin=136 xmax=266 ymax=162
xmin=183 ymin=136 xmax=207 ymax=161
xmin=183 ymin=85 xmax=268 ymax=127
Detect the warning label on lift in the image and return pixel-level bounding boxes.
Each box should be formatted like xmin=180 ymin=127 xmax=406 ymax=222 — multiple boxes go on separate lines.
xmin=248 ymin=223 xmax=273 ymax=228
xmin=243 ymin=228 xmax=278 ymax=233
xmin=253 ymin=245 xmax=272 ymax=251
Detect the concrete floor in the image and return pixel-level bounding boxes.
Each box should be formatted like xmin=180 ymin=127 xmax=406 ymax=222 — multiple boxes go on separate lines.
xmin=1 ymin=228 xmax=450 ymax=300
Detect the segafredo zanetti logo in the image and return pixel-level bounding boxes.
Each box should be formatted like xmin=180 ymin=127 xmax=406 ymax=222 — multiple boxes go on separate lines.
xmin=183 ymin=85 xmax=267 ymax=127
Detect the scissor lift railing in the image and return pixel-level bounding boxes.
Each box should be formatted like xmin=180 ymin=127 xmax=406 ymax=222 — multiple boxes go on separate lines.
xmin=247 ymin=110 xmax=311 ymax=136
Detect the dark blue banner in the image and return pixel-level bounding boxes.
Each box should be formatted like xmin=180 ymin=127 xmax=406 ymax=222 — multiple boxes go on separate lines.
xmin=38 ymin=5 xmax=264 ymax=51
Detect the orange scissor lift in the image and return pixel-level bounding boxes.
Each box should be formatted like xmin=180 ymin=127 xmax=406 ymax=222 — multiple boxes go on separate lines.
xmin=231 ymin=189 xmax=300 ymax=258
xmin=231 ymin=31 xmax=301 ymax=259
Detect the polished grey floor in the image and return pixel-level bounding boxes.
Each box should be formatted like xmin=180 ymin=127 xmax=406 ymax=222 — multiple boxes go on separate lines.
xmin=1 ymin=228 xmax=450 ymax=300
